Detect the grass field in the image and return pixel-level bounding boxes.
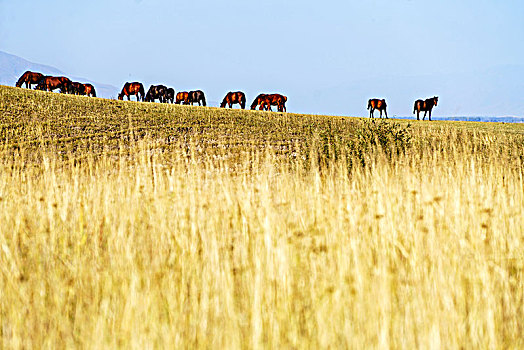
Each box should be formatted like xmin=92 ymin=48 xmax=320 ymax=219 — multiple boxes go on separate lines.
xmin=0 ymin=85 xmax=523 ymax=348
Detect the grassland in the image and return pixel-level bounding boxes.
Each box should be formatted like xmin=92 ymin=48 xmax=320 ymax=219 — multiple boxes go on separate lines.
xmin=0 ymin=85 xmax=523 ymax=348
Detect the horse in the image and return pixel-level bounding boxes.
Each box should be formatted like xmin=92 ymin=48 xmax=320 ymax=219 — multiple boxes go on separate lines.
xmin=118 ymin=82 xmax=145 ymax=101
xmin=70 ymin=82 xmax=86 ymax=95
xmin=367 ymin=99 xmax=388 ymax=118
xmin=250 ymin=94 xmax=269 ymax=110
xmin=35 ymin=76 xmax=71 ymax=93
xmin=264 ymin=93 xmax=287 ymax=112
xmin=145 ymin=84 xmax=167 ymax=103
xmin=16 ymin=71 xmax=44 ymax=89
xmin=83 ymin=84 xmax=96 ymax=97
xmin=187 ymin=90 xmax=206 ymax=106
xmin=176 ymin=91 xmax=189 ymax=104
xmin=164 ymin=88 xmax=175 ymax=103
xmin=220 ymin=91 xmax=246 ymax=109
xmin=413 ymin=96 xmax=438 ymax=121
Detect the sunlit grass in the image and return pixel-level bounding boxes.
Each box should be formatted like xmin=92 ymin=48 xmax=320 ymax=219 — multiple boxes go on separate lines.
xmin=0 ymin=85 xmax=523 ymax=348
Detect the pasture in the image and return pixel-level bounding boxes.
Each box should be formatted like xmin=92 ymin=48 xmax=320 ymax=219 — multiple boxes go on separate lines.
xmin=0 ymin=85 xmax=523 ymax=348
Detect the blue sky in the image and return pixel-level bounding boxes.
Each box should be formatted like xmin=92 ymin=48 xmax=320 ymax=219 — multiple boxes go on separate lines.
xmin=1 ymin=0 xmax=523 ymax=116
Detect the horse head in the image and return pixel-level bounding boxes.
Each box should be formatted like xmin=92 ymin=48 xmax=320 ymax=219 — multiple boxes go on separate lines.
xmin=433 ymin=96 xmax=438 ymax=106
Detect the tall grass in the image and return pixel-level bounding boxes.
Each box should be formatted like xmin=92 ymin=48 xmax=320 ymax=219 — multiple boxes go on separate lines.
xmin=0 ymin=85 xmax=523 ymax=348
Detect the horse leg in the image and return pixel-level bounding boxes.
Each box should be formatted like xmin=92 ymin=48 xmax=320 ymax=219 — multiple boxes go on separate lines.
xmin=429 ymin=109 xmax=432 ymax=121
xmin=423 ymin=111 xmax=427 ymax=120
xmin=384 ymin=109 xmax=388 ymax=119
xmin=416 ymin=110 xmax=419 ymax=120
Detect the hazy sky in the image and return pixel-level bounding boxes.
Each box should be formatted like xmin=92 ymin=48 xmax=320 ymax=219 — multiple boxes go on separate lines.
xmin=1 ymin=0 xmax=523 ymax=115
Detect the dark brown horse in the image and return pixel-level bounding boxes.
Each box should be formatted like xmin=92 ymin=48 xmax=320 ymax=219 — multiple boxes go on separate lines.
xmin=250 ymin=94 xmax=269 ymax=110
xmin=220 ymin=91 xmax=246 ymax=109
xmin=35 ymin=76 xmax=72 ymax=93
xmin=145 ymin=84 xmax=167 ymax=103
xmin=367 ymin=99 xmax=388 ymax=118
xmin=71 ymin=82 xmax=86 ymax=95
xmin=83 ymin=84 xmax=96 ymax=97
xmin=413 ymin=96 xmax=438 ymax=121
xmin=16 ymin=71 xmax=44 ymax=89
xmin=164 ymin=88 xmax=174 ymax=103
xmin=118 ymin=82 xmax=145 ymax=101
xmin=176 ymin=91 xmax=189 ymax=104
xmin=187 ymin=90 xmax=206 ymax=106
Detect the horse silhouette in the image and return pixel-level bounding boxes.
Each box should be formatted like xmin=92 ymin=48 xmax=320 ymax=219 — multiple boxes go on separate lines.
xmin=367 ymin=99 xmax=388 ymax=118
xmin=413 ymin=96 xmax=438 ymax=121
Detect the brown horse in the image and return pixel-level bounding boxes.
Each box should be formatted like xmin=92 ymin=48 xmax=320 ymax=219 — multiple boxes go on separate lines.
xmin=35 ymin=76 xmax=72 ymax=93
xmin=367 ymin=98 xmax=388 ymax=118
xmin=264 ymin=94 xmax=287 ymax=112
xmin=16 ymin=71 xmax=44 ymax=89
xmin=176 ymin=91 xmax=189 ymax=104
xmin=71 ymin=82 xmax=86 ymax=95
xmin=118 ymin=82 xmax=145 ymax=101
xmin=220 ymin=91 xmax=246 ymax=109
xmin=250 ymin=94 xmax=269 ymax=110
xmin=413 ymin=96 xmax=438 ymax=121
xmin=83 ymin=84 xmax=96 ymax=97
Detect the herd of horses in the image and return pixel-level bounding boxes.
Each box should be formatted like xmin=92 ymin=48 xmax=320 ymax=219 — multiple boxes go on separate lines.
xmin=15 ymin=70 xmax=438 ymax=120
xmin=16 ymin=71 xmax=96 ymax=97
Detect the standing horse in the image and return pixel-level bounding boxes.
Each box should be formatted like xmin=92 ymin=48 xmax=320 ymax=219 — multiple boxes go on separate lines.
xmin=413 ymin=96 xmax=438 ymax=121
xmin=164 ymin=88 xmax=175 ymax=103
xmin=145 ymin=85 xmax=167 ymax=103
xmin=118 ymin=82 xmax=145 ymax=101
xmin=16 ymin=71 xmax=44 ymax=89
xmin=83 ymin=84 xmax=96 ymax=97
xmin=187 ymin=90 xmax=206 ymax=106
xmin=176 ymin=91 xmax=189 ymax=104
xmin=367 ymin=99 xmax=388 ymax=118
xmin=220 ymin=91 xmax=246 ymax=109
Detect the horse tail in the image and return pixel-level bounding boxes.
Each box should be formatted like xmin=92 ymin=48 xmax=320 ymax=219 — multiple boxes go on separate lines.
xmin=91 ymin=87 xmax=96 ymax=97
xmin=139 ymin=84 xmax=145 ymax=101
xmin=367 ymin=100 xmax=371 ymax=110
xmin=201 ymin=93 xmax=206 ymax=107
xmin=241 ymin=93 xmax=246 ymax=109
xmin=413 ymin=101 xmax=417 ymax=114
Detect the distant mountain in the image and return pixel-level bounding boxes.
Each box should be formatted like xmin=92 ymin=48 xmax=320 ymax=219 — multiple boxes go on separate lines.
xmin=0 ymin=50 xmax=119 ymax=99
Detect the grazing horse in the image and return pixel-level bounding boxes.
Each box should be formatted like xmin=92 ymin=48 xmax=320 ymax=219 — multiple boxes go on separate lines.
xmin=187 ymin=90 xmax=206 ymax=106
xmin=118 ymin=82 xmax=145 ymax=101
xmin=71 ymin=82 xmax=86 ymax=95
xmin=164 ymin=88 xmax=175 ymax=103
xmin=145 ymin=84 xmax=167 ymax=103
xmin=413 ymin=96 xmax=438 ymax=121
xmin=35 ymin=76 xmax=72 ymax=93
xmin=220 ymin=91 xmax=246 ymax=109
xmin=176 ymin=91 xmax=189 ymax=104
xmin=16 ymin=71 xmax=44 ymax=89
xmin=83 ymin=84 xmax=96 ymax=97
xmin=367 ymin=98 xmax=388 ymax=118
xmin=250 ymin=94 xmax=269 ymax=110
xmin=264 ymin=93 xmax=287 ymax=112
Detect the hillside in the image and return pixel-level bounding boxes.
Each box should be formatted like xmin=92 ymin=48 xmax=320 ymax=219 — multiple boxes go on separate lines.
xmin=0 ymin=84 xmax=523 ymax=348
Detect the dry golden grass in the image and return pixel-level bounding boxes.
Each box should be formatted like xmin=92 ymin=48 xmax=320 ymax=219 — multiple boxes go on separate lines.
xmin=0 ymin=85 xmax=523 ymax=348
